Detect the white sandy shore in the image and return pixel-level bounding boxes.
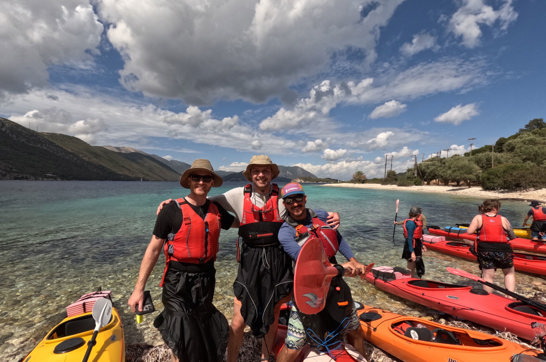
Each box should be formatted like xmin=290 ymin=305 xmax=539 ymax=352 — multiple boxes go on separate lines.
xmin=322 ymin=183 xmax=546 ymax=203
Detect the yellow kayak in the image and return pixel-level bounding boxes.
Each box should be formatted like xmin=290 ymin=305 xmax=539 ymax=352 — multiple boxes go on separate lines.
xmin=22 ymin=307 xmax=125 ymax=362
xmin=456 ymin=224 xmax=531 ymax=238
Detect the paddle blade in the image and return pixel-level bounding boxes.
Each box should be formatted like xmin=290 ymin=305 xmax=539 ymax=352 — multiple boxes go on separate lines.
xmin=395 ymin=199 xmax=399 ymax=213
xmin=446 ymin=267 xmax=482 ymax=282
xmin=92 ymin=298 xmax=112 ymax=330
xmin=294 ymin=237 xmax=338 ymax=315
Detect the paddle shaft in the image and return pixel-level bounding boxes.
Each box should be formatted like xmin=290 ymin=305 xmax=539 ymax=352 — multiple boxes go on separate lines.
xmin=392 ymin=199 xmax=399 ymax=245
xmin=82 ymin=330 xmax=98 ymax=362
xmin=447 ymin=267 xmax=546 ymax=312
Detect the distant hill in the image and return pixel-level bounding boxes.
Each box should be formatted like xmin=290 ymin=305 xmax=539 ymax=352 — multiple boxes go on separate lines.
xmin=0 ymin=117 xmax=317 ymax=181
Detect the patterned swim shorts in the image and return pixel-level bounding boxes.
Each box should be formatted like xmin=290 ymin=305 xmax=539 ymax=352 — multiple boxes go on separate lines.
xmin=477 ymin=249 xmax=514 ymax=270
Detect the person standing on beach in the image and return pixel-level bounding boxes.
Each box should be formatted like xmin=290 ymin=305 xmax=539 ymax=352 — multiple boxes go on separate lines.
xmin=275 ymin=182 xmax=367 ymax=361
xmin=522 ymin=200 xmax=546 ymax=241
xmin=157 ymin=155 xmax=340 ymax=361
xmin=128 ymin=159 xmax=236 ymax=362
xmin=466 ymin=199 xmax=516 ymax=293
xmin=399 ymin=207 xmax=426 ymax=278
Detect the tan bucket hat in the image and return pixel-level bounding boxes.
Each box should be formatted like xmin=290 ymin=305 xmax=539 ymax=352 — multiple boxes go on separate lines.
xmin=179 ymin=159 xmax=223 ymax=188
xmin=243 ymin=155 xmax=280 ymax=181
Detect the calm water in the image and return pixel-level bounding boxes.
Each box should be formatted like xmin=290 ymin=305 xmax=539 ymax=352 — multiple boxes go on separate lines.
xmin=0 ymin=180 xmax=542 ymax=360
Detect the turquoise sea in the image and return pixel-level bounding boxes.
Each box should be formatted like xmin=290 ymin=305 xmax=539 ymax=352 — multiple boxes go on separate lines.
xmin=0 ymin=180 xmax=543 ymax=361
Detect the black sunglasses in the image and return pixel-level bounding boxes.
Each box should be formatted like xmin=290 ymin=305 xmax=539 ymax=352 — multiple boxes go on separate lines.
xmin=284 ymin=196 xmax=304 ymax=205
xmin=190 ymin=174 xmax=213 ymax=183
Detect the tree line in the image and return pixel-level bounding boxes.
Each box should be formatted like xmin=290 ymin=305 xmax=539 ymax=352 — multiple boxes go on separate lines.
xmin=351 ymin=118 xmax=546 ymax=191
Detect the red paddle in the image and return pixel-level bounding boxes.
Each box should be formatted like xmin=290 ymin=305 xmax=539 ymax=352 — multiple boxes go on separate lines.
xmin=294 ymin=237 xmax=339 ymax=314
xmin=446 ymin=267 xmax=546 ymax=312
xmin=294 ymin=237 xmax=374 ymax=314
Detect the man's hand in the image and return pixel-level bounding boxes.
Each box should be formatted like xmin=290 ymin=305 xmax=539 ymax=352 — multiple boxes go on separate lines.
xmin=327 ymin=212 xmax=340 ymax=230
xmin=156 ymin=199 xmax=174 ymax=215
xmin=128 ymin=289 xmax=144 ymax=313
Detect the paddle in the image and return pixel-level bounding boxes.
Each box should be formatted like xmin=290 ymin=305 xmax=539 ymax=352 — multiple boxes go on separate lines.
xmin=446 ymin=267 xmax=546 ymax=313
xmin=294 ymin=237 xmax=374 ymax=314
xmin=82 ymin=297 xmax=113 ymax=362
xmin=392 ymin=199 xmax=399 ymax=245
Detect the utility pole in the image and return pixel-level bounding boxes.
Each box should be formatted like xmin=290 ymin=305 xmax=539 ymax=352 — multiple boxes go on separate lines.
xmin=384 ymin=154 xmax=388 ymax=178
xmin=491 ymin=144 xmax=495 ymax=168
xmin=468 ymin=137 xmax=476 ymax=155
xmin=444 ymin=148 xmax=450 ymax=158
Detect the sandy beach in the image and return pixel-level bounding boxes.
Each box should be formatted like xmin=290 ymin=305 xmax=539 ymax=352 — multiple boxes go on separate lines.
xmin=321 ymin=183 xmax=546 ymax=203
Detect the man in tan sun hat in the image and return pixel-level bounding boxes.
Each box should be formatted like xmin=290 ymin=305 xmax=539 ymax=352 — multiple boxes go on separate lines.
xmin=217 ymin=155 xmax=339 ymax=362
xmin=157 ymin=155 xmax=340 ymax=361
xmin=129 ymin=159 xmax=236 ymax=362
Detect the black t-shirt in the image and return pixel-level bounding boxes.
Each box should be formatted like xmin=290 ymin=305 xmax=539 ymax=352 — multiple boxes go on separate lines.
xmin=153 ymin=199 xmax=235 ymax=239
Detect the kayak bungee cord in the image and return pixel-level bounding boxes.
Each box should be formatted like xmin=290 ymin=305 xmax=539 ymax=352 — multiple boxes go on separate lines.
xmin=305 ymin=316 xmax=352 ymax=359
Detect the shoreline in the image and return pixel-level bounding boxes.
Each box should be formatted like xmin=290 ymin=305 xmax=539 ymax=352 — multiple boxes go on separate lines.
xmin=321 ymin=183 xmax=546 ymax=203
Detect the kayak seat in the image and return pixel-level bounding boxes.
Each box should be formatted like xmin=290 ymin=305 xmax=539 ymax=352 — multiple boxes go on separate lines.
xmin=433 ymin=328 xmax=460 ymax=345
xmin=510 ymin=303 xmax=544 ymax=317
xmin=64 ymin=316 xmax=95 ymax=336
xmin=404 ymin=327 xmax=433 ymax=341
xmin=408 ymin=280 xmax=465 ymax=288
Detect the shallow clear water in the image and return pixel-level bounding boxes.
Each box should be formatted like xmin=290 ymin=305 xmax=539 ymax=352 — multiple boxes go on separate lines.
xmin=0 ymin=180 xmax=543 ymax=360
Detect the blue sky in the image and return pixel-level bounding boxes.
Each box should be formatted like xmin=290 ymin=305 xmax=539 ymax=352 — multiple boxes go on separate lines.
xmin=1 ymin=0 xmax=544 ymax=179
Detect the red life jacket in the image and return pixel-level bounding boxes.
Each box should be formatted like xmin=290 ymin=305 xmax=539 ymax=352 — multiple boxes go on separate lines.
xmin=291 ymin=210 xmax=339 ymax=258
xmin=403 ymin=218 xmax=423 ymax=245
xmin=531 ymin=206 xmax=546 ymax=221
xmin=478 ymin=214 xmax=508 ymax=243
xmin=238 ymin=183 xmax=284 ymax=246
xmin=161 ymin=198 xmax=221 ymax=285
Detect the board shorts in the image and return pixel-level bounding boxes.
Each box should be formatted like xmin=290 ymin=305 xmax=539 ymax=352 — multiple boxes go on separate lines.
xmin=233 ymin=242 xmax=293 ymax=337
xmin=155 ymin=261 xmax=228 ymax=362
xmin=476 ymin=242 xmax=514 ymax=270
xmin=530 ymin=221 xmax=546 ymax=240
xmin=285 ymin=276 xmax=359 ymax=350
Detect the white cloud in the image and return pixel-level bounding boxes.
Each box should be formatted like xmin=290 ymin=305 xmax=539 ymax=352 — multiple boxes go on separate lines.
xmin=302 ymin=139 xmax=327 ymax=152
xmin=366 ymin=131 xmax=394 ymax=148
xmin=6 ymin=87 xmax=299 ymax=152
xmin=400 ymin=33 xmax=437 ymax=56
xmin=0 ymin=0 xmax=103 ymax=96
xmin=434 ymin=103 xmax=479 ymax=125
xmin=94 ymin=0 xmax=403 ymax=105
xmin=260 ymin=58 xmax=487 ymax=135
xmin=218 ymin=161 xmax=247 ymax=172
xmin=449 ymin=0 xmax=517 ymax=48
xmin=294 ymin=159 xmax=380 ymax=180
xmin=369 ymin=100 xmax=407 ymax=119
xmin=322 ymin=148 xmax=347 ymax=161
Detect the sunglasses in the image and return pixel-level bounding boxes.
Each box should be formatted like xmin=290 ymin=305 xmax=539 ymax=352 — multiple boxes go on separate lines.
xmin=190 ymin=174 xmax=213 ymax=183
xmin=284 ymin=196 xmax=304 ymax=205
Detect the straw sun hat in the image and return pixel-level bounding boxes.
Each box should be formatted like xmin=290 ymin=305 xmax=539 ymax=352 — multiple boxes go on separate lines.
xmin=179 ymin=159 xmax=223 ymax=188
xmin=242 ymin=155 xmax=280 ymax=181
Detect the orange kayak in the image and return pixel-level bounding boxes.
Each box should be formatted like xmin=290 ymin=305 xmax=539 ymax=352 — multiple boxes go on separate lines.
xmin=357 ymin=304 xmax=544 ymax=362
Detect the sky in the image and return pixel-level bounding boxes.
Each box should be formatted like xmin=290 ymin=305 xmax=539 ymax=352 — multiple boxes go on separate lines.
xmin=1 ymin=0 xmax=545 ymax=180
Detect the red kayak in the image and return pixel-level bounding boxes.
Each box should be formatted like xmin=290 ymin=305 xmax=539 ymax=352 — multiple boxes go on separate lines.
xmin=363 ymin=266 xmax=546 ymax=342
xmin=428 ymin=227 xmax=546 ymax=255
xmin=422 ymin=237 xmax=546 ymax=276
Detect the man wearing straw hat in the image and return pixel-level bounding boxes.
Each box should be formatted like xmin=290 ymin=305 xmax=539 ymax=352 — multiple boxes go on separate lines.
xmin=217 ymin=155 xmax=339 ymax=362
xmin=129 ymin=159 xmax=236 ymax=362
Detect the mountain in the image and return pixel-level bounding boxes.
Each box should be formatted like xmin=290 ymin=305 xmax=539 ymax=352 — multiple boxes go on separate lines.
xmin=0 ymin=117 xmax=318 ymax=181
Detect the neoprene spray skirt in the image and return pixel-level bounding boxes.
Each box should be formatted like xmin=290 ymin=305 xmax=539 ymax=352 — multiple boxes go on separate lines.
xmin=155 ymin=264 xmax=229 ymax=362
